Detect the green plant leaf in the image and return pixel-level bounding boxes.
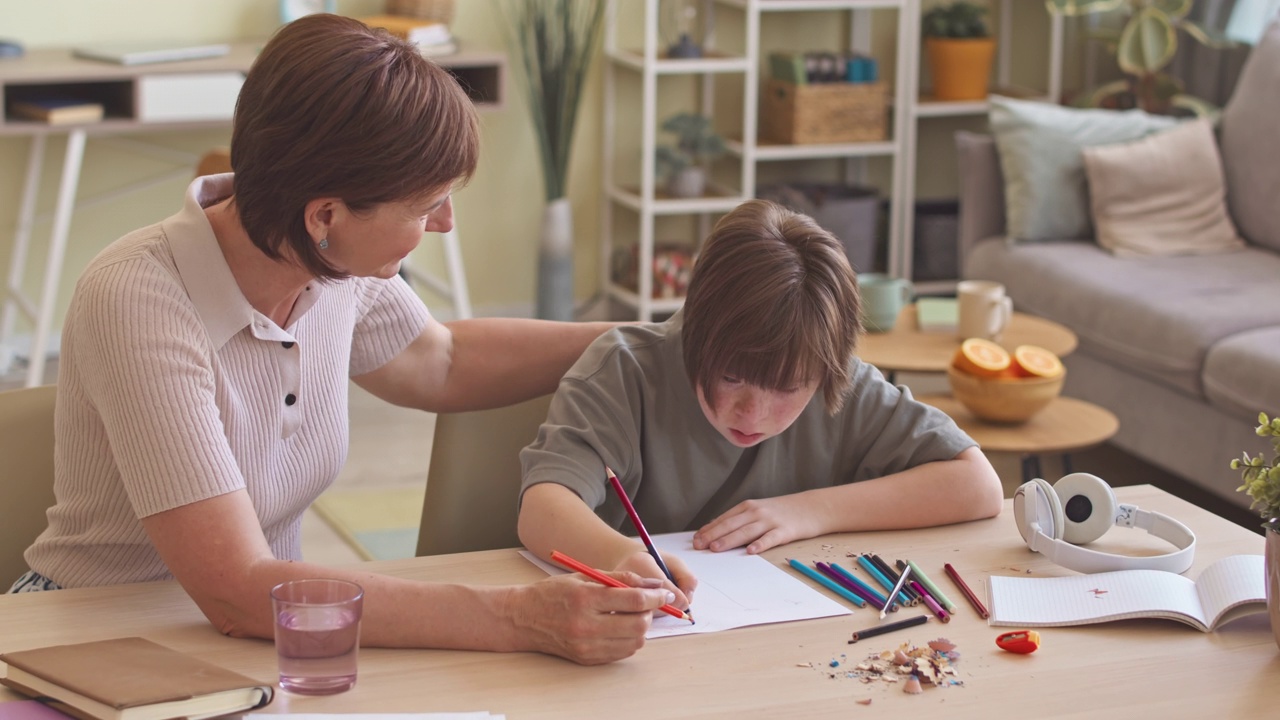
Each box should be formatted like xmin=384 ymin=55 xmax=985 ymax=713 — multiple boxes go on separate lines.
xmin=1169 ymin=94 xmax=1220 ymax=120
xmin=1181 ymin=19 xmax=1237 ymax=49
xmin=1044 ymin=0 xmax=1126 ymax=17
xmin=1117 ymin=7 xmax=1177 ymax=75
xmin=1151 ymin=0 xmax=1193 ymax=21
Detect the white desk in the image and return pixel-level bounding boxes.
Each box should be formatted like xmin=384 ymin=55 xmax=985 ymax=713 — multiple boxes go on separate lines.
xmin=0 ymin=43 xmax=504 ymax=386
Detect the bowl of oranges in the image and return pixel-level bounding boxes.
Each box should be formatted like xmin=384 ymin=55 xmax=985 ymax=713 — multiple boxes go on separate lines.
xmin=948 ymin=338 xmax=1065 ymax=423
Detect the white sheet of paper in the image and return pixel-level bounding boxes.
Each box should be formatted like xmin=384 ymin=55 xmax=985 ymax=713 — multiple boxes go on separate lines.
xmin=521 ymin=531 xmax=853 ymax=638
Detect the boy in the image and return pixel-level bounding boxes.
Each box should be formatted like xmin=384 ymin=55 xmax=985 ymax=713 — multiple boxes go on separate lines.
xmin=517 ymin=200 xmax=1003 ymax=605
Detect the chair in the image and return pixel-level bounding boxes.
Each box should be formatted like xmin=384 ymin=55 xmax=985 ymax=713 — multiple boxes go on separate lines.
xmin=416 ymin=394 xmax=552 ymax=556
xmin=0 ymin=384 xmax=57 ymax=585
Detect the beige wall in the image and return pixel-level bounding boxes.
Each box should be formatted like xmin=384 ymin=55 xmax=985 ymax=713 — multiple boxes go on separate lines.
xmin=0 ymin=1 xmax=1058 ymax=333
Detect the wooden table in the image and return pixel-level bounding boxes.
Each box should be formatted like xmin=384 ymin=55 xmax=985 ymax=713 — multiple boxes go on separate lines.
xmin=859 ymin=304 xmax=1079 ymax=376
xmin=918 ymin=394 xmax=1120 ymax=485
xmin=0 ymin=486 xmax=1273 ymax=719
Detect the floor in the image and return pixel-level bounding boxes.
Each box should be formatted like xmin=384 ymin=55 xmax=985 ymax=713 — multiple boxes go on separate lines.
xmin=7 ymin=359 xmax=1258 ymax=570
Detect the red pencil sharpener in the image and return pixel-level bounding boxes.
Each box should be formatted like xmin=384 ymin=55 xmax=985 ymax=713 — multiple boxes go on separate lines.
xmin=995 ymin=630 xmax=1041 ymax=654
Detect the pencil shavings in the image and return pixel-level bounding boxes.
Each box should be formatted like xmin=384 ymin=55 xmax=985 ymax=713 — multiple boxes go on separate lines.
xmin=804 ymin=640 xmax=964 ymax=692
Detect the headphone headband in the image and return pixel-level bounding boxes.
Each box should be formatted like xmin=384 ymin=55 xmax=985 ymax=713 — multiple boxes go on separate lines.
xmin=1015 ymin=474 xmax=1196 ymax=574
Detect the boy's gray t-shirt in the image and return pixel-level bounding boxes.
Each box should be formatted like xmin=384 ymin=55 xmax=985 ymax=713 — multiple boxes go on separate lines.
xmin=519 ymin=311 xmax=977 ymax=534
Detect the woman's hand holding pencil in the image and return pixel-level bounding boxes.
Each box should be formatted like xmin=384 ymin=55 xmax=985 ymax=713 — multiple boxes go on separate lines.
xmin=552 ymin=551 xmax=694 ymax=623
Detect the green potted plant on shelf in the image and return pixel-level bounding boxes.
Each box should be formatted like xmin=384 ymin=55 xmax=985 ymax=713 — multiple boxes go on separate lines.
xmin=921 ymin=0 xmax=996 ymax=101
xmin=1045 ymin=0 xmax=1236 ymax=116
xmin=654 ymin=112 xmax=726 ymax=198
xmin=1231 ymin=411 xmax=1280 ymax=651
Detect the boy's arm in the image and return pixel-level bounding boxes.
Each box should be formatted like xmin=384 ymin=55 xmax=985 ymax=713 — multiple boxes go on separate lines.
xmin=694 ymin=447 xmax=1003 ymax=554
xmin=518 ymin=482 xmax=696 ymax=606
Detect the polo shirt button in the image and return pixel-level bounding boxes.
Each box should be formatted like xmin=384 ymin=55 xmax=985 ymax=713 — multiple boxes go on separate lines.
xmin=282 ymin=341 xmax=294 ymax=349
xmin=285 ymin=393 xmax=297 ymax=406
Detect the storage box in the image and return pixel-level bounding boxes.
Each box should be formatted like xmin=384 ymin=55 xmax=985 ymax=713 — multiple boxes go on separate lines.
xmin=759 ymin=183 xmax=882 ymax=273
xmin=912 ymin=199 xmax=960 ymax=282
xmin=759 ymin=79 xmax=887 ymax=145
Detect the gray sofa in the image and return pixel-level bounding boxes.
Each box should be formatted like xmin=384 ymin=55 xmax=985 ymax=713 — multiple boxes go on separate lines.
xmin=955 ymin=22 xmax=1280 ymax=514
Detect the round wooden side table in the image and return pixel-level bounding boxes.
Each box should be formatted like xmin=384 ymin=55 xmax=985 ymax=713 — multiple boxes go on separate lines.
xmin=859 ymin=304 xmax=1078 ymax=378
xmin=915 ymin=394 xmax=1120 ymax=487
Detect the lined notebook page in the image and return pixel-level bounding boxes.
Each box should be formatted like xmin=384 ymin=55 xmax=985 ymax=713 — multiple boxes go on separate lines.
xmin=989 ymin=554 xmax=1265 ymax=632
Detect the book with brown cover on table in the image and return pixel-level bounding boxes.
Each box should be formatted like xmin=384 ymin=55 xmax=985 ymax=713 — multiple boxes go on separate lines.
xmin=0 ymin=637 xmax=274 ymax=720
xmin=9 ymin=99 xmax=105 ymax=126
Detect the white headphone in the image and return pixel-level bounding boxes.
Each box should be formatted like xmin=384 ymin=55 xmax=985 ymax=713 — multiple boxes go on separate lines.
xmin=1013 ymin=473 xmax=1196 ymax=574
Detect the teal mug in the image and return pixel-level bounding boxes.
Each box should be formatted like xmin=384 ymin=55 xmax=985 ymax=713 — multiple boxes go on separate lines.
xmin=858 ymin=273 xmax=913 ymax=333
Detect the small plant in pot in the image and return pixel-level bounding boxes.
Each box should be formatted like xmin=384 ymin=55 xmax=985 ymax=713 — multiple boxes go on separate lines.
xmin=922 ymin=0 xmax=996 ymax=101
xmin=1231 ymin=412 xmax=1280 ymax=650
xmin=655 ymin=112 xmax=726 ymax=198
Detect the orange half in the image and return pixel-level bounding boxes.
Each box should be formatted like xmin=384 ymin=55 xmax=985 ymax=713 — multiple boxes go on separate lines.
xmin=952 ymin=338 xmax=1012 ymax=378
xmin=1011 ymin=345 xmax=1064 ymax=379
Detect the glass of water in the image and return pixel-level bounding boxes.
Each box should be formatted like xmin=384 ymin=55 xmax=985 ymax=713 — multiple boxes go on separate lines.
xmin=270 ymin=578 xmax=364 ymax=695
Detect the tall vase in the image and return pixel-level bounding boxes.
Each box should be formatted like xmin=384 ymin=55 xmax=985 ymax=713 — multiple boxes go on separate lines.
xmin=536 ymin=197 xmax=575 ymax=321
xmin=1268 ymin=529 xmax=1280 ymax=650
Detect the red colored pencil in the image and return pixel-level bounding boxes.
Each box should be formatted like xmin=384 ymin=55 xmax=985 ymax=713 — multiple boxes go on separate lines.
xmin=550 ymin=550 xmax=693 ymax=623
xmin=944 ymin=562 xmax=990 ymax=619
xmin=606 ymin=468 xmax=676 ymax=580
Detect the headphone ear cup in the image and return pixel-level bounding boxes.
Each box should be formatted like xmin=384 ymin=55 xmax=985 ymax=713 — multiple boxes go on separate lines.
xmin=1054 ymin=473 xmax=1117 ymax=545
xmin=1014 ymin=478 xmax=1062 ymax=545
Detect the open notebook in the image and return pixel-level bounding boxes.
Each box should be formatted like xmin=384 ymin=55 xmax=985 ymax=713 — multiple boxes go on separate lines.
xmin=989 ymin=554 xmax=1266 ymax=632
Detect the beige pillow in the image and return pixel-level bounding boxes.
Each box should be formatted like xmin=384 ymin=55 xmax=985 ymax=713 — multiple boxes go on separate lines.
xmin=1082 ymin=118 xmax=1245 ymax=257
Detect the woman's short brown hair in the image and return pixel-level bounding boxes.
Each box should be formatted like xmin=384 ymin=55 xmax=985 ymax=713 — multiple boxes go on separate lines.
xmin=682 ymin=199 xmax=862 ymax=414
xmin=230 ymin=13 xmax=479 ymax=279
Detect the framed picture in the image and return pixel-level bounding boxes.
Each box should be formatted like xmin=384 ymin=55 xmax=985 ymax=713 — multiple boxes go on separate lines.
xmin=279 ymin=0 xmax=337 ymax=24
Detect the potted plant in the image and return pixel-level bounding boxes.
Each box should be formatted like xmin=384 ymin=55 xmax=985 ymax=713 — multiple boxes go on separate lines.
xmin=922 ymin=1 xmax=996 ymax=101
xmin=1231 ymin=411 xmax=1280 ymax=650
xmin=654 ymin=112 xmax=726 ymax=198
xmin=1046 ymin=0 xmax=1236 ymax=116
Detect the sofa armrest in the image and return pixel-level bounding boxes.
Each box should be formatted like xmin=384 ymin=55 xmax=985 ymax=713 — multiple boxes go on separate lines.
xmin=955 ymin=131 xmax=1007 ymax=273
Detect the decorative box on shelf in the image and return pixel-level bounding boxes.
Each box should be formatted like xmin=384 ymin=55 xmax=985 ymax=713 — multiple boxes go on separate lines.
xmin=759 ymin=78 xmax=887 ymax=145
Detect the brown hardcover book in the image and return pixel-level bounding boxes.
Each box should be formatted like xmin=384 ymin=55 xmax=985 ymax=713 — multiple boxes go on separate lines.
xmin=0 ymin=637 xmax=274 ymax=720
xmin=10 ymin=99 xmax=105 ymax=126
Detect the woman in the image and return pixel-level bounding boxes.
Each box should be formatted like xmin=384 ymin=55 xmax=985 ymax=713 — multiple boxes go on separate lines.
xmin=8 ymin=14 xmax=673 ymax=666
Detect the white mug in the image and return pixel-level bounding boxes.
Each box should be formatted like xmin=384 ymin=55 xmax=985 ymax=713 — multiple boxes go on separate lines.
xmin=957 ymin=280 xmax=1013 ymax=341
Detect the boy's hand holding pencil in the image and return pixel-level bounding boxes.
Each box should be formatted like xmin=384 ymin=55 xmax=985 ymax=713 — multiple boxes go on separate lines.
xmin=615 ymin=549 xmax=697 ymax=610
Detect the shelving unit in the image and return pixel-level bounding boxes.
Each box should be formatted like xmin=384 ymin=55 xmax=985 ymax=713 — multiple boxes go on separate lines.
xmin=898 ymin=0 xmax=1065 ymax=293
xmin=599 ymin=0 xmax=1064 ymax=315
xmin=600 ymin=0 xmax=915 ymax=320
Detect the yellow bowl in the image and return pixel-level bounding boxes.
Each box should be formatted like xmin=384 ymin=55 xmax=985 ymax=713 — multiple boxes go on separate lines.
xmin=946 ymin=366 xmax=1065 ymax=424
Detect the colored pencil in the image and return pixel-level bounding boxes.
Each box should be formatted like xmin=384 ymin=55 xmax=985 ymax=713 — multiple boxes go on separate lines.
xmin=550 ymin=550 xmax=692 ymax=622
xmin=870 ymin=554 xmax=920 ymax=604
xmin=879 ymin=562 xmax=913 ymax=619
xmin=787 ymin=559 xmax=867 ymax=608
xmin=909 ymin=579 xmax=950 ymax=623
xmin=944 ymin=562 xmax=990 ymax=619
xmin=855 ymin=555 xmax=898 ymax=596
xmin=905 ymin=559 xmax=958 ymax=613
xmin=816 ymin=562 xmax=887 ymax=611
xmin=828 ymin=563 xmax=889 ymax=605
xmin=847 ymin=613 xmax=930 ymax=643
xmin=605 ymin=466 xmax=694 ymax=622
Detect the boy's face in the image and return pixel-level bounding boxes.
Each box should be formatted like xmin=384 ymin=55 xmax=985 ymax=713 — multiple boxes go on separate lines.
xmin=696 ymin=375 xmax=819 ymax=448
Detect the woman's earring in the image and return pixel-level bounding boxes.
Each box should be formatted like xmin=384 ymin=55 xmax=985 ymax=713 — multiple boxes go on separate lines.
xmin=318 ymin=238 xmax=329 ymax=250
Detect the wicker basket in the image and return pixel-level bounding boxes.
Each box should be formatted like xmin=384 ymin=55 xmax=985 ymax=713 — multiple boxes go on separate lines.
xmin=385 ymin=0 xmax=454 ymax=23
xmin=759 ymin=79 xmax=887 ymax=145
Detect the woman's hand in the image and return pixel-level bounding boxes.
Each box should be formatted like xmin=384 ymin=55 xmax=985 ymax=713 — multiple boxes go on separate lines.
xmin=506 ymin=571 xmax=675 ymax=665
xmin=692 ymin=492 xmax=827 ymax=554
xmin=614 ymin=550 xmax=697 ymax=609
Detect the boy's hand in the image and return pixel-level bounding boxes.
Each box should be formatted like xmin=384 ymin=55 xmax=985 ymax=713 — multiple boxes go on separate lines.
xmin=615 ymin=551 xmax=697 ymax=608
xmin=692 ymin=493 xmax=826 ymax=554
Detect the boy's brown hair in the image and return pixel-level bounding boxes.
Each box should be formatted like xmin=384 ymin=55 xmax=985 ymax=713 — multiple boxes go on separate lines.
xmin=230 ymin=13 xmax=479 ymax=279
xmin=682 ymin=199 xmax=862 ymax=414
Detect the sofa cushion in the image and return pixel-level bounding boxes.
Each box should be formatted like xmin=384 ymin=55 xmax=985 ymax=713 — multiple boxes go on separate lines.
xmin=965 ymin=239 xmax=1280 ymax=398
xmin=1204 ymin=327 xmax=1280 ymax=422
xmin=1220 ymin=20 xmax=1280 ymax=252
xmin=1082 ymin=119 xmax=1244 ymax=257
xmin=988 ymin=96 xmax=1178 ymax=243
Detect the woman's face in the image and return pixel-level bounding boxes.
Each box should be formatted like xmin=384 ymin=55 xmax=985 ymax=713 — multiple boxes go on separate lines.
xmin=696 ymin=374 xmax=819 ymax=448
xmin=329 ymin=191 xmax=454 ymax=279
